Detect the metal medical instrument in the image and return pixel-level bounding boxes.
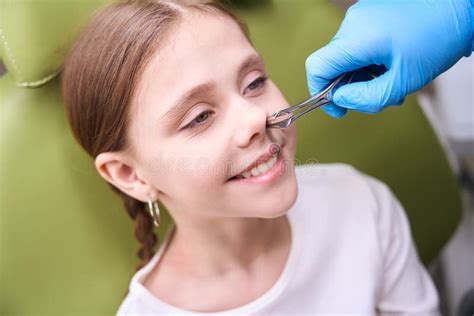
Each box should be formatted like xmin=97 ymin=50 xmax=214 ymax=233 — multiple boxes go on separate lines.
xmin=266 ymin=71 xmax=366 ymax=129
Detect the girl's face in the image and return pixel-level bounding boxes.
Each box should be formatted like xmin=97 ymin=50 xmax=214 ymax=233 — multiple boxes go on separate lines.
xmin=129 ymin=11 xmax=297 ymax=220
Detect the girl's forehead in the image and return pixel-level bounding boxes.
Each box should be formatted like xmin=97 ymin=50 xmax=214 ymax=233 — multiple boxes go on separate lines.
xmin=163 ymin=12 xmax=251 ymax=65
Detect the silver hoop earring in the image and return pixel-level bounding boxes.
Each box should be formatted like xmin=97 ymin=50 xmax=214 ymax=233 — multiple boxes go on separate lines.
xmin=147 ymin=199 xmax=160 ymax=227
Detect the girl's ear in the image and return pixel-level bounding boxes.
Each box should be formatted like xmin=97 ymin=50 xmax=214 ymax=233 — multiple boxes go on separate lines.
xmin=95 ymin=152 xmax=155 ymax=202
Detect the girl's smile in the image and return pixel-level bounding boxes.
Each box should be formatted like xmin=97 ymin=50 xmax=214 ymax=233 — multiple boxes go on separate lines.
xmin=227 ymin=143 xmax=286 ymax=185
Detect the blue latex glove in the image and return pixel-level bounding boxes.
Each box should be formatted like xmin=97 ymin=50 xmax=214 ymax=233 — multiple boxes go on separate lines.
xmin=306 ymin=0 xmax=474 ymax=118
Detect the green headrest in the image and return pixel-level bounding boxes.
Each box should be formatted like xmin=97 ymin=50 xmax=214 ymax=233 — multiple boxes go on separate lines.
xmin=0 ymin=0 xmax=105 ymax=87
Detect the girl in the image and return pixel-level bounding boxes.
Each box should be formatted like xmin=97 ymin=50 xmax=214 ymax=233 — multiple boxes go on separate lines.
xmin=61 ymin=0 xmax=440 ymax=314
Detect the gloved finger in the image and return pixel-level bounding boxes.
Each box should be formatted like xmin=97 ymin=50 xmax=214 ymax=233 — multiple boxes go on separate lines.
xmin=305 ymin=41 xmax=368 ymax=96
xmin=320 ymin=104 xmax=347 ymax=118
xmin=331 ymin=71 xmax=403 ymax=113
xmin=393 ymin=97 xmax=405 ymax=106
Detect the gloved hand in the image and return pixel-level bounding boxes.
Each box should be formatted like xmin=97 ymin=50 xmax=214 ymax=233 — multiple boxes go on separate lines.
xmin=306 ymin=0 xmax=474 ymax=118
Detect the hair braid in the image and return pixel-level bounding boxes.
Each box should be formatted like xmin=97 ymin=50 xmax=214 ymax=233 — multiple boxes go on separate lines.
xmin=109 ymin=184 xmax=158 ymax=272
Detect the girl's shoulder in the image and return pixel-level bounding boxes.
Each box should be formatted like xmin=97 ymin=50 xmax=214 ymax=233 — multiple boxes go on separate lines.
xmin=292 ymin=162 xmax=398 ymax=222
xmin=294 ymin=162 xmax=388 ymax=199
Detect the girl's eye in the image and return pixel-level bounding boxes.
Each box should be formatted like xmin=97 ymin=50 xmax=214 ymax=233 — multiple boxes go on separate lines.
xmin=244 ymin=75 xmax=267 ymax=94
xmin=185 ymin=110 xmax=214 ymax=129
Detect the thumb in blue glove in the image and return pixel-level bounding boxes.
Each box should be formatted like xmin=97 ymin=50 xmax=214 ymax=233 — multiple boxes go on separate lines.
xmin=306 ymin=0 xmax=473 ymax=118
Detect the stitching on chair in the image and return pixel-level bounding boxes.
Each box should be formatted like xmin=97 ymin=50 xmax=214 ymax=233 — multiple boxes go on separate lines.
xmin=0 ymin=27 xmax=60 ymax=88
xmin=16 ymin=71 xmax=60 ymax=88
xmin=0 ymin=27 xmax=24 ymax=81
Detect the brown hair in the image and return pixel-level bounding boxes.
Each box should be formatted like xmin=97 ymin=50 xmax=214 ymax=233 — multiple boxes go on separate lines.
xmin=61 ymin=0 xmax=248 ymax=271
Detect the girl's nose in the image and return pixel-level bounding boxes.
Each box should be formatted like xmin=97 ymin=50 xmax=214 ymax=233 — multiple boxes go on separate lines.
xmin=233 ymin=100 xmax=268 ymax=148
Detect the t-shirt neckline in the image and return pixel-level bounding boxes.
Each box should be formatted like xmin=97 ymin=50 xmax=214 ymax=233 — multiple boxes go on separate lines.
xmin=129 ymin=209 xmax=301 ymax=314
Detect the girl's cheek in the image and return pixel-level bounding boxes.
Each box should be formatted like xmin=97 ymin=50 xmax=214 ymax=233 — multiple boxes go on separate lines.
xmin=183 ymin=157 xmax=228 ymax=181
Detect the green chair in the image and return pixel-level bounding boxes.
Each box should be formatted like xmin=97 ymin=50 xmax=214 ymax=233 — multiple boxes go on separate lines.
xmin=0 ymin=0 xmax=462 ymax=314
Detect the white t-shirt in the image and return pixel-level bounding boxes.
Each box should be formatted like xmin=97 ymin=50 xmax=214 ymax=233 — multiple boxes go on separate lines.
xmin=117 ymin=163 xmax=440 ymax=315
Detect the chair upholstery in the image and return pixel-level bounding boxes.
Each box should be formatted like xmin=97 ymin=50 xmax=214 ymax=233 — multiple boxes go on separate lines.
xmin=0 ymin=0 xmax=462 ymax=314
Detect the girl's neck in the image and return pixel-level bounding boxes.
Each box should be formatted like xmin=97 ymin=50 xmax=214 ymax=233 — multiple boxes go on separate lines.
xmin=162 ymin=215 xmax=291 ymax=278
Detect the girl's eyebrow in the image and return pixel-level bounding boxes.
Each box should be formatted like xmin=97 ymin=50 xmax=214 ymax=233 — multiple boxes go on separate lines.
xmin=161 ymin=82 xmax=215 ymax=123
xmin=237 ymin=54 xmax=265 ymax=81
xmin=161 ymin=54 xmax=265 ymax=123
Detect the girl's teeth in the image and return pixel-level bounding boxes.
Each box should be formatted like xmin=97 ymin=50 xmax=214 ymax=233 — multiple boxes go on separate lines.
xmin=268 ymin=155 xmax=277 ymax=166
xmin=240 ymin=154 xmax=278 ymax=179
xmin=250 ymin=167 xmax=260 ymax=177
xmin=257 ymin=162 xmax=270 ymax=174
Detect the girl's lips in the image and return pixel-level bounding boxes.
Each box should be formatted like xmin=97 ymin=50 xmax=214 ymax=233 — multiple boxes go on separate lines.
xmin=227 ymin=151 xmax=285 ymax=185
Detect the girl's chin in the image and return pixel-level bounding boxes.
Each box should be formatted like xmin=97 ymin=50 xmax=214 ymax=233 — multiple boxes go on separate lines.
xmin=248 ymin=193 xmax=297 ymax=219
xmin=229 ymin=172 xmax=299 ymax=219
xmin=261 ymin=207 xmax=291 ymax=219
